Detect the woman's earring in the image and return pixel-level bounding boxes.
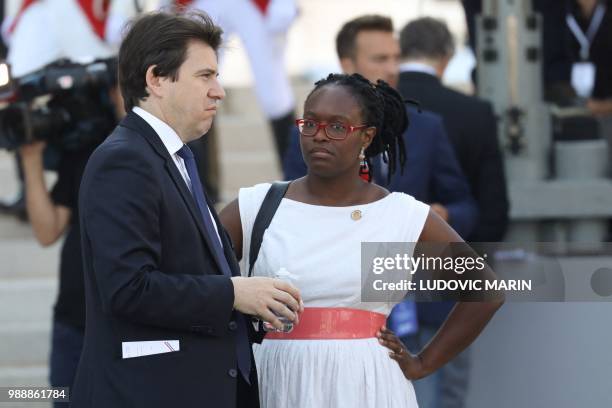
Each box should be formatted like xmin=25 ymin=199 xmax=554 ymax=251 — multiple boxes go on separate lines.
xmin=359 ymin=146 xmax=370 ymax=181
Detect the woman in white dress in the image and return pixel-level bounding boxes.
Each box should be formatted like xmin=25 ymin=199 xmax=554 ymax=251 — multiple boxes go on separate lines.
xmin=220 ymin=73 xmax=503 ymax=407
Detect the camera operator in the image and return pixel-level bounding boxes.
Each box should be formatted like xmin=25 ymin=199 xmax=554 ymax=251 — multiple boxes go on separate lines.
xmin=2 ymin=0 xmax=118 ymax=398
xmin=19 ymin=131 xmax=104 ymax=392
xmin=19 ymin=84 xmax=116 ymax=399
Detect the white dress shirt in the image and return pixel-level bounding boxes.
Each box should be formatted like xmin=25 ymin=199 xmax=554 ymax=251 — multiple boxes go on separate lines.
xmin=133 ymin=107 xmax=222 ymax=244
xmin=399 ymin=61 xmax=438 ymax=76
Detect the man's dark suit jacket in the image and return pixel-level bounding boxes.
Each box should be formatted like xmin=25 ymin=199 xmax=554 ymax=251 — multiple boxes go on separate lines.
xmin=397 ymin=71 xmax=509 ymax=326
xmin=283 ymin=107 xmax=478 ymax=238
xmin=398 ymin=71 xmax=509 ymax=243
xmin=72 ymin=112 xmax=260 ymax=408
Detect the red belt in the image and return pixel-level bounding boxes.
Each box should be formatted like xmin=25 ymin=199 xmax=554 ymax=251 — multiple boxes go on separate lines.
xmin=265 ymin=307 xmax=386 ymax=340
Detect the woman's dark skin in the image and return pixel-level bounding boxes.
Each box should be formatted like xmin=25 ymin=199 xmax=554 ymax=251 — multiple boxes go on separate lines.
xmin=219 ymin=84 xmax=504 ymax=381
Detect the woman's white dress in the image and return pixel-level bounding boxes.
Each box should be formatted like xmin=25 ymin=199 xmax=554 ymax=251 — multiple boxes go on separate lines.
xmin=239 ymin=183 xmax=430 ymax=408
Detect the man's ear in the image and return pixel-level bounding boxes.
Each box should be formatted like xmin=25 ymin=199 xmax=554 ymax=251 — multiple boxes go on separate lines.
xmin=437 ymin=55 xmax=452 ymax=78
xmin=339 ymin=57 xmax=357 ymax=75
xmin=145 ymin=65 xmax=165 ymax=98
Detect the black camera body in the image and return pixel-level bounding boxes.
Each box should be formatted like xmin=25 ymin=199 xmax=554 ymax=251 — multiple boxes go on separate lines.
xmin=0 ymin=58 xmax=118 ymax=150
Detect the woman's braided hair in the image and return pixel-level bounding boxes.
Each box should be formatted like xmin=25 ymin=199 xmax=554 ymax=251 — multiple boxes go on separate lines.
xmin=305 ymin=73 xmax=408 ymax=182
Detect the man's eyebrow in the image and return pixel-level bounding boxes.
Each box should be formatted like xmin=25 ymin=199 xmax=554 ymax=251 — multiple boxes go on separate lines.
xmin=194 ymin=68 xmax=218 ymax=76
xmin=371 ymin=54 xmax=390 ymax=60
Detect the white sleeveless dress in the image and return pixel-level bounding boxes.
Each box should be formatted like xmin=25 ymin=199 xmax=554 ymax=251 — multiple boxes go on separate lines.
xmin=239 ymin=183 xmax=430 ymax=408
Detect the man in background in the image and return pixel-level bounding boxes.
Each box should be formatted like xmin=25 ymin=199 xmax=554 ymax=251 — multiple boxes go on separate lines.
xmin=397 ymin=17 xmax=509 ymax=408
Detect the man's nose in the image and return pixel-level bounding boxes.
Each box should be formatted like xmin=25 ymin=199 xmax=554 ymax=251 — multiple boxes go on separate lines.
xmin=386 ymin=61 xmax=399 ymax=77
xmin=209 ymin=79 xmax=226 ymax=100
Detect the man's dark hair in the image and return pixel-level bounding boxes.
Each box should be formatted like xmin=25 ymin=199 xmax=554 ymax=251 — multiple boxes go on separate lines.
xmin=118 ymin=10 xmax=223 ymax=112
xmin=399 ymin=17 xmax=455 ymax=60
xmin=336 ymin=15 xmax=394 ymax=60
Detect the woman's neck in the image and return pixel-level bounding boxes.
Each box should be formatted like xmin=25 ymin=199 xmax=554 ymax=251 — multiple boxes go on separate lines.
xmin=302 ymin=172 xmax=372 ymax=207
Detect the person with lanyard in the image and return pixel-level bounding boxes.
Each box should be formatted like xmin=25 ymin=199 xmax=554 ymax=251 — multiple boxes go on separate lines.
xmin=566 ymin=0 xmax=612 ymax=115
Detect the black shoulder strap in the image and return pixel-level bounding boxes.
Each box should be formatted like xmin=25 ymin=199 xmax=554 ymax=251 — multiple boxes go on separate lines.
xmin=248 ymin=181 xmax=290 ymax=277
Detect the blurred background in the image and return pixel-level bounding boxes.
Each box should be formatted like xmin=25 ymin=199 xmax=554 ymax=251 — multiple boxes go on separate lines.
xmin=0 ymin=0 xmax=611 ymax=407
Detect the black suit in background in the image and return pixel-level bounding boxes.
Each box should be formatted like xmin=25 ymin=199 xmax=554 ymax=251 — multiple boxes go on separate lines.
xmin=398 ymin=71 xmax=509 ymax=243
xmin=72 ymin=112 xmax=260 ymax=408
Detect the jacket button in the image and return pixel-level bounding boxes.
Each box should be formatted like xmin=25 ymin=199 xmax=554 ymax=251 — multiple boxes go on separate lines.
xmin=228 ymin=321 xmax=238 ymax=331
xmin=228 ymin=369 xmax=238 ymax=378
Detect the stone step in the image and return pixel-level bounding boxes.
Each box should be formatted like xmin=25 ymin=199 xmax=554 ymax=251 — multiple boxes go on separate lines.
xmin=0 ymin=238 xmax=60 ymax=280
xmin=216 ymin=115 xmax=273 ymax=153
xmin=0 ymin=366 xmax=50 ymax=408
xmin=0 ymin=216 xmax=33 ymax=240
xmin=0 ymin=364 xmax=50 ymax=386
xmin=0 ymin=151 xmax=20 ymax=199
xmin=0 ymin=399 xmax=50 ymax=408
xmin=219 ymin=82 xmax=312 ymax=118
xmin=219 ymin=151 xmax=281 ymax=203
xmin=0 ymin=322 xmax=51 ymax=367
xmin=0 ymin=278 xmax=56 ymax=324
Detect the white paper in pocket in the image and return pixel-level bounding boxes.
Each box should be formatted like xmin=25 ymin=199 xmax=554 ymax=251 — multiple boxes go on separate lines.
xmin=121 ymin=340 xmax=180 ymax=359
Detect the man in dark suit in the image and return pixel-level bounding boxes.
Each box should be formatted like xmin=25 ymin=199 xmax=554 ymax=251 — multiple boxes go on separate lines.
xmin=72 ymin=11 xmax=302 ymax=408
xmin=397 ymin=17 xmax=509 ymax=408
xmin=283 ymin=15 xmax=477 ymax=238
xmin=398 ymin=17 xmax=509 ymax=244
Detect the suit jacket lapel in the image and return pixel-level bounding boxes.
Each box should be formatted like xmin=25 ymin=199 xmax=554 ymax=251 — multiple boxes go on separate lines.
xmin=164 ymin=161 xmax=231 ymax=276
xmin=119 ymin=112 xmax=229 ymax=276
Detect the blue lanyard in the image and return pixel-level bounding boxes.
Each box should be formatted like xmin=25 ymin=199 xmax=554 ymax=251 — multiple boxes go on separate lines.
xmin=566 ymin=3 xmax=607 ymax=60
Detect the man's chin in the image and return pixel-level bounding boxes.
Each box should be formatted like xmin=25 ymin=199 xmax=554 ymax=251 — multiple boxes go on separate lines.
xmin=200 ymin=123 xmax=213 ymax=137
xmin=193 ymin=120 xmax=214 ymax=140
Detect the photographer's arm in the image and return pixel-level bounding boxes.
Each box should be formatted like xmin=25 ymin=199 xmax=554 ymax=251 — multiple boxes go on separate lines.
xmin=20 ymin=141 xmax=70 ymax=246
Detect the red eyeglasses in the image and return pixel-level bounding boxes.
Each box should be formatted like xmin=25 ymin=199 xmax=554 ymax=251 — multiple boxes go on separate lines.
xmin=296 ymin=119 xmax=368 ymax=140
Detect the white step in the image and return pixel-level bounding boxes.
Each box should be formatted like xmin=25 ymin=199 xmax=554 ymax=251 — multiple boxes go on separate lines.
xmin=219 ymin=81 xmax=312 ymax=118
xmin=0 ymin=239 xmax=60 ymax=279
xmin=0 ymin=278 xmax=56 ymax=324
xmin=220 ymin=151 xmax=282 ymax=203
xmin=0 ymin=366 xmax=51 ymax=408
xmin=0 ymin=151 xmax=20 ymax=199
xmin=0 ymin=322 xmax=51 ymax=367
xmin=216 ymin=115 xmax=273 ymax=153
xmin=0 ymin=216 xmax=33 ymax=240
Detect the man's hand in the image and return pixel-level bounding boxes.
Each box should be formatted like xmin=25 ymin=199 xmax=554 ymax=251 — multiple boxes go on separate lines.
xmin=230 ymin=277 xmax=304 ymax=330
xmin=587 ymin=99 xmax=612 ymax=117
xmin=430 ymin=203 xmax=449 ymax=222
xmin=377 ymin=326 xmax=427 ymax=380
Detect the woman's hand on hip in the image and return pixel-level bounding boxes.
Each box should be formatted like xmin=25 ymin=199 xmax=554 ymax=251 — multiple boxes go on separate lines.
xmin=377 ymin=326 xmax=426 ymax=380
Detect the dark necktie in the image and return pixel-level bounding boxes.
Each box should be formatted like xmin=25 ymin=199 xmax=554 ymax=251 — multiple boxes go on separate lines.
xmin=177 ymin=145 xmax=252 ymax=384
